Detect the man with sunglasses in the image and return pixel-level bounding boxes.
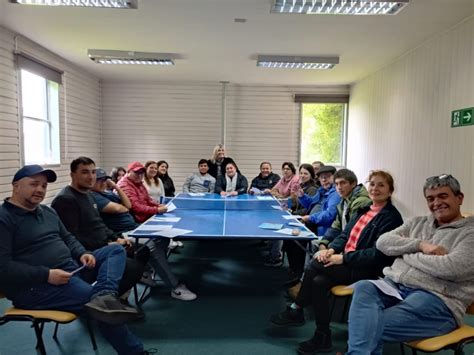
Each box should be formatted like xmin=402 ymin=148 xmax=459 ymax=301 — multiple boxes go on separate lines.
xmin=346 ymin=174 xmax=474 ymax=354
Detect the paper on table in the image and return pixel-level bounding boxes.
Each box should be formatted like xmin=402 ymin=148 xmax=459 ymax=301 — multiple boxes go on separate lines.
xmin=166 ymin=202 xmax=177 ymax=212
xmin=152 ymin=228 xmax=193 ymax=239
xmin=151 ymin=216 xmax=181 ymax=222
xmin=288 ymin=221 xmax=303 ymax=227
xmin=256 ymin=196 xmax=274 ymax=200
xmin=282 ymin=215 xmax=301 ymax=220
xmin=138 ymin=224 xmax=173 ymax=231
xmin=258 ymin=223 xmax=283 ymax=230
xmin=188 ymin=192 xmax=205 ymax=197
xmin=348 ymin=278 xmax=403 ymax=300
xmin=271 ymin=205 xmax=283 ymax=210
xmin=249 ymin=187 xmax=262 ymax=195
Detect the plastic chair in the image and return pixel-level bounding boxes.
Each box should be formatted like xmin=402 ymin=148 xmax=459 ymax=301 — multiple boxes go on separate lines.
xmin=0 ymin=292 xmax=97 ymax=355
xmin=329 ymin=285 xmax=353 ymax=322
xmin=402 ymin=302 xmax=474 ymax=355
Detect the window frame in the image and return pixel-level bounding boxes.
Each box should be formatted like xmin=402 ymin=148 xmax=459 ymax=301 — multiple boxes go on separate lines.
xmin=16 ymin=53 xmax=62 ymax=167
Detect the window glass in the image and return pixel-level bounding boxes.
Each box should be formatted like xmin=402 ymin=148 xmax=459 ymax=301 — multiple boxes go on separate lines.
xmin=300 ymin=103 xmax=346 ymax=166
xmin=20 ymin=69 xmax=60 ymax=165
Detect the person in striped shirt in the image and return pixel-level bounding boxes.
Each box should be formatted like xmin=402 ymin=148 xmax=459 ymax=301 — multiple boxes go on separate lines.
xmin=270 ymin=170 xmax=403 ymax=354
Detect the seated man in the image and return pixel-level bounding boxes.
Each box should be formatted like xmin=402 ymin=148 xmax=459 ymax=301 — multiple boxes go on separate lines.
xmin=347 ymin=174 xmax=474 ymax=354
xmin=285 ymin=168 xmax=371 ymax=284
xmin=249 ymin=161 xmax=280 ymax=194
xmin=118 ymin=162 xmax=197 ymax=301
xmin=0 ymin=165 xmax=146 ymax=354
xmin=90 ymin=167 xmax=137 ymax=233
xmin=298 ymin=165 xmax=341 ymax=237
xmin=51 ymin=157 xmax=148 ymax=297
xmin=182 ymin=159 xmax=216 ymax=193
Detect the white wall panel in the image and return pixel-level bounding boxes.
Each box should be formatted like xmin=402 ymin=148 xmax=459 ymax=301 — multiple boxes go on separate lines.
xmin=0 ymin=26 xmax=102 ymax=203
xmin=102 ymin=82 xmax=349 ymax=191
xmin=348 ymin=17 xmax=474 ymax=218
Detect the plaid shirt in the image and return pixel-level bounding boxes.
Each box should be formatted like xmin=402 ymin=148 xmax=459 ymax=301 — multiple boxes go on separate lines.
xmin=344 ymin=204 xmax=383 ymax=253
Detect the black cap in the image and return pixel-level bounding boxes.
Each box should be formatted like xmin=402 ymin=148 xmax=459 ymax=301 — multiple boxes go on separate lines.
xmin=96 ymin=167 xmax=112 ymax=180
xmin=12 ymin=165 xmax=57 ymax=183
xmin=317 ymin=165 xmax=337 ymax=176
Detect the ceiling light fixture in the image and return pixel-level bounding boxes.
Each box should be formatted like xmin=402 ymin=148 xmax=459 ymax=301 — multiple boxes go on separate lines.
xmin=88 ymin=50 xmax=176 ymax=65
xmin=10 ymin=0 xmax=137 ymax=9
xmin=257 ymin=55 xmax=339 ymax=70
xmin=271 ymin=0 xmax=409 ymax=15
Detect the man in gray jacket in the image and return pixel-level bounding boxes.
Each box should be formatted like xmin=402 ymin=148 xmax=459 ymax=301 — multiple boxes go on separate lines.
xmin=346 ymin=174 xmax=474 ymax=354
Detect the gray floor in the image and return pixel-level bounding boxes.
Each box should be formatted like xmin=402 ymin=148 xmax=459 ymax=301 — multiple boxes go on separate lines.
xmin=1 ymin=240 xmax=473 ymax=355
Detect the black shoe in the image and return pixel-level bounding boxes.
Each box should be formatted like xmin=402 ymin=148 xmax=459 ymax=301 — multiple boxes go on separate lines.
xmin=270 ymin=305 xmax=305 ymax=326
xmin=85 ymin=294 xmax=140 ymax=325
xmin=297 ymin=330 xmax=332 ymax=354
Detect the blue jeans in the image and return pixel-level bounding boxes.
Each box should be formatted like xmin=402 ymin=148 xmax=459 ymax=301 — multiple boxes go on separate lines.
xmin=13 ymin=244 xmax=144 ymax=355
xmin=347 ymin=279 xmax=457 ymax=355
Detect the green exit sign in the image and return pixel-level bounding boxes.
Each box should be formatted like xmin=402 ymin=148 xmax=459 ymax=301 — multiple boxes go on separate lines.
xmin=452 ymin=107 xmax=474 ymax=127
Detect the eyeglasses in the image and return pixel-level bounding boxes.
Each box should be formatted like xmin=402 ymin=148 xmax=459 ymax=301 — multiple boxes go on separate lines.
xmin=426 ymin=174 xmax=453 ymax=182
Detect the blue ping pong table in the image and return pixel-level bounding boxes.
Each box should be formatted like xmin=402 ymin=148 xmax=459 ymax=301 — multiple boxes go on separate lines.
xmin=129 ymin=193 xmax=317 ymax=241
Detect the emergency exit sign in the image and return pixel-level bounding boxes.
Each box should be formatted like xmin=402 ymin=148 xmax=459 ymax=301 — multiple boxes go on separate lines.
xmin=452 ymin=107 xmax=474 ymax=127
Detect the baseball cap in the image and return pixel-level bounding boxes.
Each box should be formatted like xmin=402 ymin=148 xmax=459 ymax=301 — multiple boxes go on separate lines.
xmin=12 ymin=164 xmax=57 ymax=183
xmin=317 ymin=165 xmax=337 ymax=176
xmin=95 ymin=167 xmax=112 ymax=180
xmin=127 ymin=161 xmax=146 ymax=173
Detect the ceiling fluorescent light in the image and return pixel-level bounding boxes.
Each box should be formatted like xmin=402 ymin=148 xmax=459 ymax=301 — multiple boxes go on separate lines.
xmin=257 ymin=55 xmax=339 ymax=70
xmin=10 ymin=0 xmax=138 ymax=9
xmin=271 ymin=0 xmax=409 ymax=15
xmin=88 ymin=50 xmax=176 ymax=65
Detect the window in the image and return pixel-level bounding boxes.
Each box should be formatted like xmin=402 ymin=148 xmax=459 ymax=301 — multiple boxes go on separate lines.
xmin=300 ymin=102 xmax=347 ymax=166
xmin=18 ymin=55 xmax=62 ymax=165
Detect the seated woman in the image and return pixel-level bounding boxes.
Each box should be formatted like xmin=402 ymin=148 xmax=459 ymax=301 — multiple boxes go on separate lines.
xmin=215 ymin=162 xmax=248 ymax=196
xmin=207 ymin=144 xmax=237 ymax=179
xmin=264 ymin=162 xmax=301 ymax=267
xmin=143 ymin=161 xmax=165 ymax=202
xmin=283 ymin=163 xmax=318 ymax=279
xmin=110 ymin=166 xmax=126 ymax=183
xmin=157 ymin=160 xmax=176 ymax=197
xmin=270 ymin=170 xmax=403 ymax=354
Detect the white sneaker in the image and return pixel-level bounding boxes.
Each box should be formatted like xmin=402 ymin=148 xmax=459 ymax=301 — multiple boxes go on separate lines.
xmin=171 ymin=284 xmax=197 ymax=301
xmin=168 ymin=240 xmax=179 ymax=250
xmin=176 ymin=241 xmax=184 ymax=248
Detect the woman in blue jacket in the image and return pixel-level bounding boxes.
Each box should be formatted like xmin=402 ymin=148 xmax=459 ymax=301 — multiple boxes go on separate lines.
xmin=270 ymin=170 xmax=403 ymax=354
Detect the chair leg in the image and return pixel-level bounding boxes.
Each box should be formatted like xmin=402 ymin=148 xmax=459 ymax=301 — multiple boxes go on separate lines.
xmin=399 ymin=343 xmax=406 ymax=355
xmin=411 ymin=348 xmax=417 ymax=355
xmin=86 ymin=317 xmax=98 ymax=350
xmin=53 ymin=322 xmax=60 ymax=340
xmin=329 ymin=295 xmax=336 ymax=321
xmin=32 ymin=321 xmax=47 ymax=355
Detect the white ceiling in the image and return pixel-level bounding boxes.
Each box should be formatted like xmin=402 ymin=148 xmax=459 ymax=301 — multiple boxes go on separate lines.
xmin=1 ymin=0 xmax=473 ymax=86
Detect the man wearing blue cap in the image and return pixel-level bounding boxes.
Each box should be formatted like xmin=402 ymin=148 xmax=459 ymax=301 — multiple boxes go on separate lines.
xmin=0 ymin=165 xmax=148 ymax=355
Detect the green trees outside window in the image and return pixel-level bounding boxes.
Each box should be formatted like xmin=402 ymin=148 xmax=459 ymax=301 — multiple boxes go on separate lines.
xmin=300 ymin=103 xmax=346 ymax=166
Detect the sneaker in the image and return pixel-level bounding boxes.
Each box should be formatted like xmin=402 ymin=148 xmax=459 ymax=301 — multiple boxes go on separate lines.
xmin=169 ymin=239 xmax=180 ymax=249
xmin=176 ymin=241 xmax=184 ymax=248
xmin=297 ymin=330 xmax=332 ymax=354
xmin=264 ymin=257 xmax=283 ymax=267
xmin=140 ymin=272 xmax=157 ymax=287
xmin=84 ymin=294 xmax=140 ymax=325
xmin=171 ymin=284 xmax=197 ymax=301
xmin=119 ymin=299 xmax=146 ymax=321
xmin=287 ymin=282 xmax=301 ymax=300
xmin=270 ymin=305 xmax=305 ymax=326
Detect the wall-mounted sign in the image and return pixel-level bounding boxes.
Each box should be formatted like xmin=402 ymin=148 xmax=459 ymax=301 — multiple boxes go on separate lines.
xmin=452 ymin=107 xmax=473 ymax=127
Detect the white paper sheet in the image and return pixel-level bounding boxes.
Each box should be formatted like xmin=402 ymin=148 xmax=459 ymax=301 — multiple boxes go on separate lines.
xmin=282 ymin=215 xmax=301 ymax=220
xmin=138 ymin=224 xmax=173 ymax=231
xmin=151 ymin=216 xmax=181 ymax=222
xmin=271 ymin=205 xmax=283 ymax=210
xmin=256 ymin=196 xmax=274 ymax=200
xmin=188 ymin=193 xmax=206 ymax=197
xmin=152 ymin=228 xmax=193 ymax=238
xmin=166 ymin=202 xmax=177 ymax=212
xmin=348 ymin=278 xmax=403 ymax=300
